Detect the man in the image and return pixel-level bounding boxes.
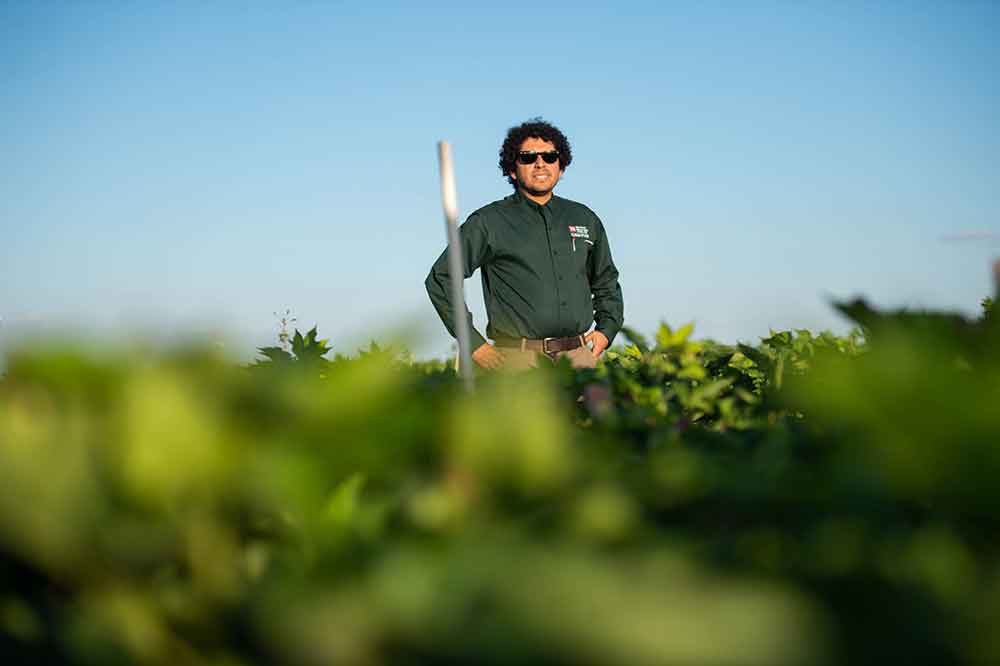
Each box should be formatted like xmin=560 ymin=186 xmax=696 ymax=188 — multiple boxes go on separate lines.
xmin=426 ymin=118 xmax=624 ymax=370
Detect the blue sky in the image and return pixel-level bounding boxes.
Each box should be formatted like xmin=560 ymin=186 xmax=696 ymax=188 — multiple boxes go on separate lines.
xmin=2 ymin=1 xmax=997 ymax=360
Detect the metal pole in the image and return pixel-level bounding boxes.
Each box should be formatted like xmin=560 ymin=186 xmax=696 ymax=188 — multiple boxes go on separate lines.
xmin=437 ymin=141 xmax=475 ymax=392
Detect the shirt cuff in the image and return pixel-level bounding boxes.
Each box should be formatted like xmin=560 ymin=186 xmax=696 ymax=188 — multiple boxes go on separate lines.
xmin=469 ymin=328 xmax=488 ymax=350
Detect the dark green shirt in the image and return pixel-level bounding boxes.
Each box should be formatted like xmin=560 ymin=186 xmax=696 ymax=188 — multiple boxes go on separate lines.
xmin=426 ymin=190 xmax=624 ymax=349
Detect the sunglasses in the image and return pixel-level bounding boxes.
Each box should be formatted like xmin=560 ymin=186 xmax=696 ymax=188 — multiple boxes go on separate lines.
xmin=517 ymin=150 xmax=560 ymax=165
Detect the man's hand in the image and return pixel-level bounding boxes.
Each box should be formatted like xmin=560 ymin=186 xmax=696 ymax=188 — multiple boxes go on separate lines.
xmin=584 ymin=330 xmax=609 ymax=358
xmin=472 ymin=342 xmax=505 ymax=370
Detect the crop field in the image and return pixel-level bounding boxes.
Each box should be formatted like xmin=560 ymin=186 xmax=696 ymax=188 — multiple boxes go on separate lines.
xmin=0 ymin=296 xmax=998 ymax=665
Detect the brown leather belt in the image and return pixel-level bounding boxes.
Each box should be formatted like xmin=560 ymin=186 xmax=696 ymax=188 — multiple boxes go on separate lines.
xmin=495 ymin=335 xmax=585 ymax=358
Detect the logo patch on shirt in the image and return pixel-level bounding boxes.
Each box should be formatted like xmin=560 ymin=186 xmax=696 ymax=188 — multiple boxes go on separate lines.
xmin=568 ymin=225 xmax=594 ymax=252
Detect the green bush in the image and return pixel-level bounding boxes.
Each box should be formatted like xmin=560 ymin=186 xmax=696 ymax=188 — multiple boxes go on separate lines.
xmin=1 ymin=298 xmax=998 ymax=665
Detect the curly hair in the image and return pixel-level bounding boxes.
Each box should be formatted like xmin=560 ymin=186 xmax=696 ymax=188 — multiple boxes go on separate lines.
xmin=498 ymin=118 xmax=573 ymax=189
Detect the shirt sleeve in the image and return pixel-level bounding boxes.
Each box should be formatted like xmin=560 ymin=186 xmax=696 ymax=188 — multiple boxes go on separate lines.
xmin=587 ymin=217 xmax=624 ymax=345
xmin=425 ymin=213 xmax=490 ymax=350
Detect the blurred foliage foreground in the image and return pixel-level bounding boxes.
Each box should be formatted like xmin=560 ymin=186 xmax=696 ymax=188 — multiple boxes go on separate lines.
xmin=1 ymin=298 xmax=999 ymax=666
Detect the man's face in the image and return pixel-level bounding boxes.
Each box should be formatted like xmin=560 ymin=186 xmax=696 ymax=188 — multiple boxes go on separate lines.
xmin=510 ymin=137 xmax=563 ymax=196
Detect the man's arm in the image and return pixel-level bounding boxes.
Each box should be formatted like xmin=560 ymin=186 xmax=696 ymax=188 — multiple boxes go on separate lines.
xmin=425 ymin=213 xmax=490 ymax=350
xmin=588 ymin=219 xmax=624 ymax=347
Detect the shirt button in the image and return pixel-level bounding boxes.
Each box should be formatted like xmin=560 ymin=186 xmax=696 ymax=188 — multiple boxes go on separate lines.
xmin=561 ymin=300 xmax=567 ymax=306
xmin=553 ymin=251 xmax=559 ymax=255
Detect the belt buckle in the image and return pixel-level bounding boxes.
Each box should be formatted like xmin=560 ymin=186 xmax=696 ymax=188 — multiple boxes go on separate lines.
xmin=542 ymin=337 xmax=557 ymax=356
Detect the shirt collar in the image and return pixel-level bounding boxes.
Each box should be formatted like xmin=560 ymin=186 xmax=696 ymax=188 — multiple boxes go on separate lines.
xmin=513 ymin=189 xmax=559 ymax=213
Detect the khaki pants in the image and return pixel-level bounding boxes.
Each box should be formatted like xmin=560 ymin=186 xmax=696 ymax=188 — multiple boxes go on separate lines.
xmin=496 ymin=344 xmax=597 ymax=371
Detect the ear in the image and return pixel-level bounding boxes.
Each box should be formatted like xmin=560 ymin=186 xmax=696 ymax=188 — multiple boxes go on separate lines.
xmin=509 ymin=170 xmax=517 ymax=181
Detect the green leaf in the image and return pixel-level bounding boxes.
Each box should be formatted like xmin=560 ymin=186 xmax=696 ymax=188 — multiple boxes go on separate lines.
xmin=323 ymin=473 xmax=366 ymax=527
xmin=655 ymin=323 xmax=673 ymax=350
xmin=623 ymin=344 xmax=644 ymax=360
xmin=691 ymin=378 xmax=733 ymax=403
xmin=291 ymin=329 xmax=305 ymax=357
xmin=670 ymin=322 xmax=695 ymax=346
xmin=291 ymin=326 xmax=332 ymax=363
